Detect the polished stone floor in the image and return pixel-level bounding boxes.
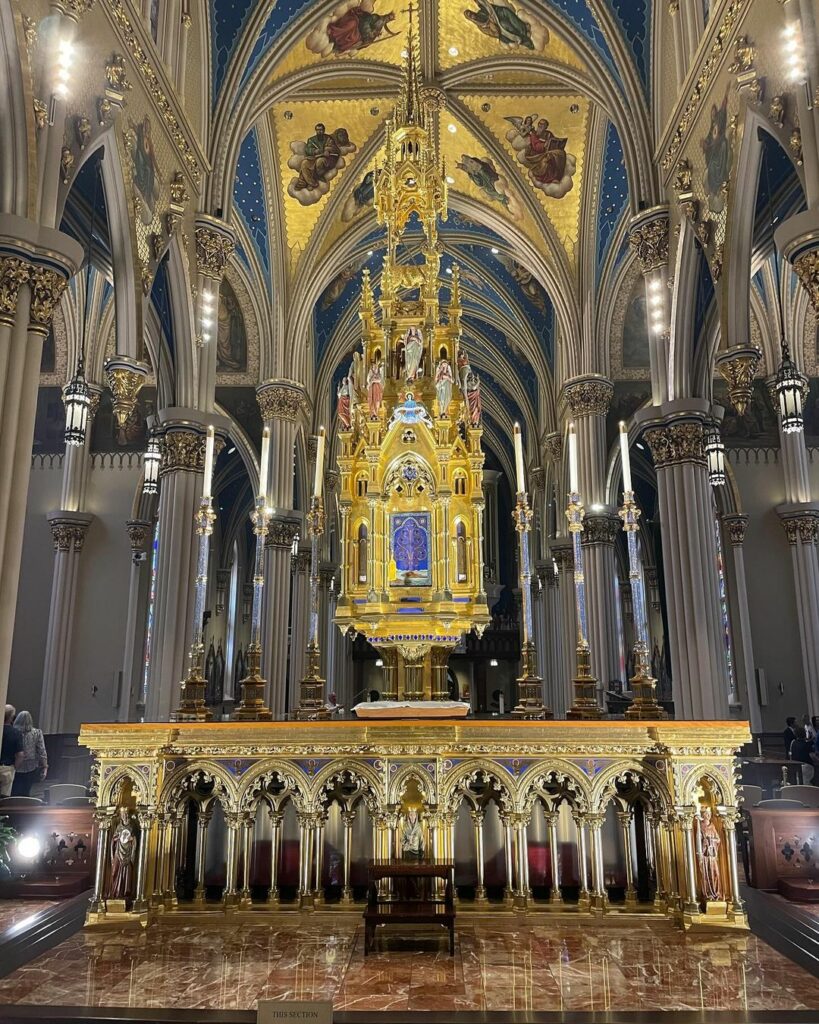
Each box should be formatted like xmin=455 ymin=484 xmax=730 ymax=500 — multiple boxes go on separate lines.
xmin=0 ymin=913 xmax=818 ymax=1013
xmin=0 ymin=899 xmax=57 ymax=934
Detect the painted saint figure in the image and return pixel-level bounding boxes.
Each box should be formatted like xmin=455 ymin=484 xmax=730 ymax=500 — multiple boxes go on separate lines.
xmin=701 ymin=90 xmax=731 ymax=213
xmin=697 ymin=806 xmax=723 ymax=902
xmin=457 ymin=346 xmax=472 ymax=393
xmin=366 ymin=359 xmax=384 ymax=418
xmin=401 ymin=807 xmax=424 ymax=860
xmin=464 ymin=0 xmax=543 ymax=48
xmin=466 ymin=371 xmax=482 ymax=426
xmin=288 ymin=124 xmax=356 ymax=204
xmin=337 ymin=376 xmax=352 ymax=429
xmin=435 ymin=357 xmax=454 ymax=417
xmin=107 ymin=808 xmax=137 ymax=902
xmin=130 ymin=115 xmax=160 ymax=221
xmin=326 ymin=5 xmax=396 ymax=52
xmin=456 ymin=154 xmax=508 ymax=206
xmin=507 ymin=116 xmax=567 ymax=185
xmin=404 ymin=326 xmax=424 ymax=380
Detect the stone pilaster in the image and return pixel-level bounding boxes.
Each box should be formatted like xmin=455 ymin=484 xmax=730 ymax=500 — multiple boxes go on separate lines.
xmin=262 ymin=517 xmax=300 ymax=718
xmin=628 ymin=206 xmax=670 ymax=404
xmin=640 ymin=403 xmax=730 ymax=719
xmin=551 ymin=544 xmax=575 ymax=717
xmin=777 ymin=506 xmax=819 ymax=714
xmin=287 ymin=548 xmax=311 ymax=713
xmin=720 ymin=514 xmax=762 ymax=733
xmin=194 ymin=216 xmax=235 ymax=411
xmin=121 ymin=519 xmax=153 ymax=721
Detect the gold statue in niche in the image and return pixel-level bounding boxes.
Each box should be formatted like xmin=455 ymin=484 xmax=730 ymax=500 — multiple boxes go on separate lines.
xmin=333 ymin=14 xmax=489 ymax=703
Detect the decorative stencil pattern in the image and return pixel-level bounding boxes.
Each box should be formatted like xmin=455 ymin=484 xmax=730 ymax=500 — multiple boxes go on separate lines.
xmin=211 ymin=0 xmax=258 ymax=100
xmin=596 ymin=121 xmax=628 ymax=279
xmin=609 ymin=0 xmax=651 ymax=95
xmin=233 ymin=128 xmax=271 ymax=280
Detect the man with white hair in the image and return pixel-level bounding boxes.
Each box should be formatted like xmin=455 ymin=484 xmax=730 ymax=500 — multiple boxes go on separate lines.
xmin=0 ymin=704 xmax=23 ymax=796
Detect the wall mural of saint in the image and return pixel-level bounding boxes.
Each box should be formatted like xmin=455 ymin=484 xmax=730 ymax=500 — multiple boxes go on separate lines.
xmin=321 ymin=261 xmax=362 ymax=308
xmin=463 ymin=0 xmax=549 ymax=50
xmin=129 ymin=114 xmax=160 ymax=224
xmin=217 ymin=279 xmax=247 ymax=373
xmin=497 ymin=254 xmax=547 ymax=312
xmin=287 ymin=123 xmax=357 ymax=206
xmin=622 ymin=277 xmax=650 ymax=369
xmin=341 ymin=170 xmax=375 ymax=221
xmin=456 ymin=155 xmax=521 ymax=219
xmin=505 ymin=114 xmax=576 ymax=199
xmin=700 ymin=89 xmax=731 ymax=213
xmin=306 ymin=0 xmax=398 ymax=57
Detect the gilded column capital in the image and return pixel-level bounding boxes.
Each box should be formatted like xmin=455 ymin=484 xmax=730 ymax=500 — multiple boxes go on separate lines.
xmin=562 ymin=375 xmax=614 ymax=418
xmin=194 ymin=217 xmax=235 ymax=281
xmin=104 ymin=357 xmax=149 ymax=430
xmin=582 ymin=511 xmax=619 ymax=546
xmin=792 ymin=249 xmax=819 ymax=313
xmin=628 ymin=206 xmax=670 ymax=273
xmin=0 ymin=256 xmax=32 ymax=326
xmin=721 ymin=513 xmax=748 ymax=546
xmin=776 ymin=213 xmax=819 ymax=314
xmin=53 ymin=0 xmax=96 ymax=19
xmin=644 ymin=420 xmax=706 ymax=469
xmin=158 ymin=425 xmax=225 ymax=476
xmin=256 ymin=379 xmax=309 ymax=421
xmin=29 ymin=265 xmax=68 ymax=334
xmin=542 ymin=431 xmax=563 ymax=462
xmin=266 ymin=517 xmax=300 ymax=549
xmin=778 ymin=509 xmax=819 ymax=546
xmin=715 ymin=346 xmax=762 ymax=417
xmin=126 ymin=519 xmax=152 ymax=551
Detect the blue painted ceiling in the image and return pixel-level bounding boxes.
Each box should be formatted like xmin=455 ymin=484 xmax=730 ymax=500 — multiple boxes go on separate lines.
xmin=233 ymin=128 xmax=272 ymax=281
xmin=595 ymin=121 xmax=628 ymax=280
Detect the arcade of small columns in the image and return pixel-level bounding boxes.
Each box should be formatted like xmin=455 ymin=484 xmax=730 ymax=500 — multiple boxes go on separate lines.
xmin=80 ymin=720 xmax=749 ymax=930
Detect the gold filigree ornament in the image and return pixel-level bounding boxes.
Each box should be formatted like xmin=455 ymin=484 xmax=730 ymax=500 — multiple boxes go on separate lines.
xmin=715 ymin=345 xmax=762 ymax=415
xmin=103 ymin=358 xmax=149 ymax=429
xmin=33 ymin=98 xmax=48 ymax=131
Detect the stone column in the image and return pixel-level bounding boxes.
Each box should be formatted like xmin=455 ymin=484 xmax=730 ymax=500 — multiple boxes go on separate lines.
xmin=587 ymin=813 xmax=608 ymax=910
xmin=193 ymin=218 xmax=235 ymax=412
xmin=539 ymin=562 xmax=563 ymax=717
xmin=145 ymin=413 xmax=227 ymax=721
xmin=223 ymin=811 xmax=241 ymax=907
xmin=572 ymin=811 xmax=591 ymax=909
xmin=267 ymin=809 xmax=283 ymax=904
xmin=676 ymin=808 xmax=700 ymax=916
xmin=257 ymin=380 xmax=307 ymax=716
xmin=778 ymin=509 xmax=819 ymax=713
xmin=545 ymin=809 xmax=562 ymax=904
xmin=122 ymin=520 xmax=152 ymax=721
xmin=471 ymin=808 xmax=487 ymax=902
xmin=720 ymin=515 xmax=762 ymax=733
xmin=318 ymin=565 xmax=334 ymax=680
xmin=193 ymin=809 xmax=212 ymax=902
xmin=617 ymin=809 xmax=637 ymax=907
xmin=89 ymin=809 xmax=113 ymax=915
xmin=132 ymin=809 xmax=154 ymax=913
xmin=341 ymin=809 xmax=355 ymax=903
xmin=0 ymin=238 xmax=79 ymax=710
xmin=563 ymin=375 xmax=619 ymax=701
xmin=718 ymin=807 xmax=745 ymax=918
xmin=639 ymin=405 xmax=730 ymax=719
xmin=628 ymin=207 xmax=670 ymax=405
xmin=39 ymin=511 xmax=94 ymax=732
xmin=501 ymin=814 xmax=515 ymax=903
xmin=551 ymin=545 xmax=575 ymax=717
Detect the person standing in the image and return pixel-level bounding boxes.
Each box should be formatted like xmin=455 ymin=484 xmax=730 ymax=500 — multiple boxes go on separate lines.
xmin=10 ymin=711 xmax=47 ymax=797
xmin=0 ymin=705 xmax=23 ymax=797
xmin=784 ymin=717 xmax=798 ymax=758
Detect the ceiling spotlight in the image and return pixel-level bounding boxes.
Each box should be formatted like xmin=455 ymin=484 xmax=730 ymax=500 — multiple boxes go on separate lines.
xmin=400 ymin=48 xmax=408 ymax=58
xmin=448 ymin=46 xmax=459 ymax=57
xmin=447 ymin=123 xmax=457 ymax=133
xmin=491 ymin=246 xmax=499 ymax=254
xmin=375 ymin=658 xmax=384 ymax=667
xmin=446 ymin=175 xmax=455 ymax=184
xmin=367 ymin=249 xmax=374 ymax=256
xmin=490 ymin=658 xmax=498 ymax=667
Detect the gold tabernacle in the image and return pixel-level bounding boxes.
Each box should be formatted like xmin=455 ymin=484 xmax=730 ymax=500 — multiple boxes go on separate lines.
xmin=80 ymin=718 xmax=749 ymax=931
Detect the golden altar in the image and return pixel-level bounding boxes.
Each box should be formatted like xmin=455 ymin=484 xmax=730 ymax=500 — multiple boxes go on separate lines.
xmin=80 ymin=718 xmax=749 ymax=931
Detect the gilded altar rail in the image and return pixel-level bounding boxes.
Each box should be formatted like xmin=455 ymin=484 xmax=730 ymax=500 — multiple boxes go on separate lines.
xmin=79 ymin=719 xmax=750 ymax=930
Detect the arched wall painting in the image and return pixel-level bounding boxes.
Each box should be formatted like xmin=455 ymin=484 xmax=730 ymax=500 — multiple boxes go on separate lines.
xmin=390 ymin=513 xmax=431 ymax=587
xmin=217 ymin=279 xmax=248 ymax=373
xmin=622 ymin=275 xmax=650 ymax=370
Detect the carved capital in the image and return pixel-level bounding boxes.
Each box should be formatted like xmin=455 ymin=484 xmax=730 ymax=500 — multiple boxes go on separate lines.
xmin=104 ymin=358 xmax=149 ymax=429
xmin=582 ymin=512 xmax=619 ymax=546
xmin=257 ymin=380 xmax=308 ymax=421
xmin=562 ymin=376 xmax=614 ymax=418
xmin=54 ymin=0 xmax=96 ymax=19
xmin=28 ymin=266 xmax=67 ymax=333
xmin=194 ymin=222 xmax=234 ymax=280
xmin=715 ymin=345 xmax=762 ymax=416
xmin=722 ymin=514 xmax=748 ymax=546
xmin=644 ymin=421 xmax=706 ymax=469
xmin=0 ymin=257 xmax=31 ymax=325
xmin=266 ymin=517 xmax=300 ymax=549
xmin=126 ymin=519 xmax=152 ymax=551
xmin=50 ymin=519 xmax=90 ymax=553
xmin=628 ymin=209 xmax=669 ymax=273
xmin=159 ymin=427 xmax=225 ymax=476
xmin=779 ymin=511 xmax=819 ymax=546
xmin=542 ymin=431 xmax=563 ymax=462
xmin=792 ymin=249 xmax=819 ymax=313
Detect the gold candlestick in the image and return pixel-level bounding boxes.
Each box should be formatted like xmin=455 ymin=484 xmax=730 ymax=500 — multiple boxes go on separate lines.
xmin=565 ymin=490 xmax=604 ymax=720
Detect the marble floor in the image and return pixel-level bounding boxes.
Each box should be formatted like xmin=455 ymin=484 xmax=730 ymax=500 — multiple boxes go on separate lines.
xmin=0 ymin=899 xmax=58 ymax=934
xmin=0 ymin=913 xmax=818 ymax=1013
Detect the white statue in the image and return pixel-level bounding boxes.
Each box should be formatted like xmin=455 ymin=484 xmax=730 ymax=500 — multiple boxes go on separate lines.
xmin=404 ymin=326 xmax=424 ymax=380
xmin=435 ymin=358 xmax=454 ymax=417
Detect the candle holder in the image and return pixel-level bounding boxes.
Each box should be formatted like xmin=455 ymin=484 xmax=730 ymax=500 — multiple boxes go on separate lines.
xmin=234 ymin=498 xmax=274 ymax=721
xmin=511 ymin=491 xmax=549 ymax=719
xmin=172 ymin=496 xmax=216 ymax=722
xmin=565 ymin=490 xmax=604 ymax=720
xmin=619 ymin=490 xmax=667 ymax=720
xmin=295 ymin=495 xmax=331 ymax=720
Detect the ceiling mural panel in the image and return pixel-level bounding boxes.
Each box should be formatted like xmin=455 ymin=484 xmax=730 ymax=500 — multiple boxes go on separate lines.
xmin=437 ymin=0 xmax=585 ymax=71
xmin=268 ymin=0 xmax=408 ymax=83
xmin=270 ymin=98 xmax=387 ymax=268
xmin=461 ymin=93 xmax=589 ymax=259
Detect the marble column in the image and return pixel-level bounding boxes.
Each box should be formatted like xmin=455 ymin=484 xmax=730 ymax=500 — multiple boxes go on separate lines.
xmin=551 ymin=544 xmax=575 ymax=717
xmin=145 ymin=413 xmax=227 ymax=722
xmin=563 ymin=375 xmax=619 ymax=702
xmin=778 ymin=509 xmax=819 ymax=713
xmin=257 ymin=380 xmax=307 ymax=716
xmin=0 ymin=236 xmax=80 ymax=710
xmin=720 ymin=515 xmax=762 ymax=733
xmin=122 ymin=520 xmax=153 ymax=721
xmin=541 ymin=563 xmax=564 ymax=717
xmin=39 ymin=511 xmax=93 ymax=732
xmin=639 ymin=404 xmax=730 ymax=719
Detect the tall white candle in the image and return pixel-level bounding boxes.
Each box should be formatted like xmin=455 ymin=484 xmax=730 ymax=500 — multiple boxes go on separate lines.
xmin=313 ymin=426 xmax=326 ymax=498
xmin=619 ymin=421 xmax=632 ymax=494
xmin=513 ymin=422 xmax=526 ymax=494
xmin=568 ymin=423 xmax=578 ymax=495
xmin=202 ymin=425 xmax=215 ymax=499
xmin=259 ymin=426 xmax=270 ymax=501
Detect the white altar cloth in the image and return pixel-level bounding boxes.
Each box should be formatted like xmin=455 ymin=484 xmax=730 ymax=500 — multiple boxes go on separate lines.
xmin=352 ymin=700 xmax=470 ymax=719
